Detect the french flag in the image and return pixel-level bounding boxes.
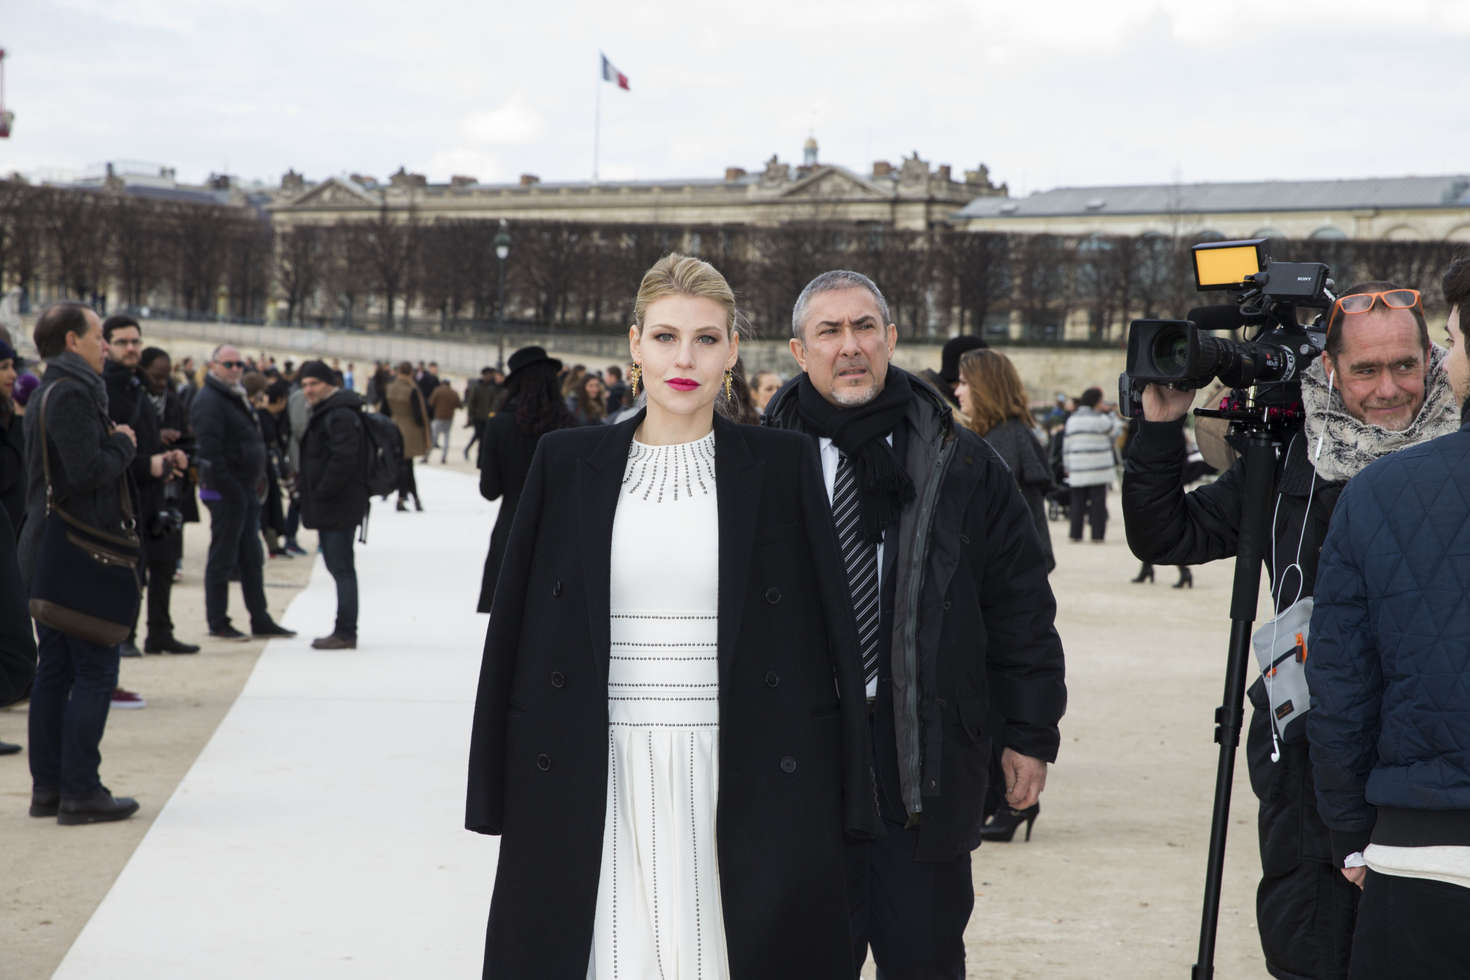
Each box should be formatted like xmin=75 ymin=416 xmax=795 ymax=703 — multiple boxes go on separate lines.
xmin=600 ymin=53 xmax=629 ymax=91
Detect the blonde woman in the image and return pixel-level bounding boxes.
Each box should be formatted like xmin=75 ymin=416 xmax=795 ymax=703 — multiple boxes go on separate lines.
xmin=467 ymin=254 xmax=880 ymax=978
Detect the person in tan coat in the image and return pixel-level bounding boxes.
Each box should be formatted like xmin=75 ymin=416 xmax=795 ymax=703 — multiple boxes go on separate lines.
xmin=385 ymin=362 xmax=429 ymax=511
xmin=427 ymin=380 xmax=462 ymax=463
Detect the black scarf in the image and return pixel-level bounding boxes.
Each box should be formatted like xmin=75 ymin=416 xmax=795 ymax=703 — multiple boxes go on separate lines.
xmin=796 ymin=366 xmax=916 ymax=543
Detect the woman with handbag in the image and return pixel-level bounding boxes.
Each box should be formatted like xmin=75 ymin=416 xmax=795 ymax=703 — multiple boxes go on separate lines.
xmin=17 ymin=304 xmax=145 ymax=824
xmin=467 ymin=254 xmax=881 ymax=978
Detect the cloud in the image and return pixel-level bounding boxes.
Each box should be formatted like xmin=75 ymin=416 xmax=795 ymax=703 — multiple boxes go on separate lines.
xmin=425 ymin=148 xmax=504 ymax=183
xmin=458 ymin=95 xmax=545 ymax=146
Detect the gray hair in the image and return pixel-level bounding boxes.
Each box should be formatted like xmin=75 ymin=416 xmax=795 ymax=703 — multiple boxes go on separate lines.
xmin=790 ymin=269 xmax=891 ymax=341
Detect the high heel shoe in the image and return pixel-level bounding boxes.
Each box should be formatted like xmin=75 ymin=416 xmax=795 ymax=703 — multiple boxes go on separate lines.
xmin=1173 ymin=567 xmax=1193 ymax=589
xmin=1131 ymin=563 xmax=1155 ymax=584
xmin=979 ymin=803 xmax=1040 ymax=842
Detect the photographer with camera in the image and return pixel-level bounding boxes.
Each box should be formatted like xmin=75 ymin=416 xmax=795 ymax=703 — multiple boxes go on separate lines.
xmin=1123 ymin=280 xmax=1459 ymax=979
xmin=102 ymin=317 xmax=195 ymax=663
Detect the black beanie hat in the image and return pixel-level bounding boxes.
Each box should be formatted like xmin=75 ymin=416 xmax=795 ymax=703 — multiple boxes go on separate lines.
xmin=298 ymin=359 xmax=337 ymax=385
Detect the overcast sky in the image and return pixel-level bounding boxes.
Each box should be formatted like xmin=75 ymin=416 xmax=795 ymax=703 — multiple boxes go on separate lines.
xmin=5 ymin=0 xmax=1470 ymax=195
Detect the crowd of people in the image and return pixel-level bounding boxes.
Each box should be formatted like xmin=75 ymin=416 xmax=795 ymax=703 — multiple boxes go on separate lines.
xmin=3 ymin=249 xmax=1469 ymax=978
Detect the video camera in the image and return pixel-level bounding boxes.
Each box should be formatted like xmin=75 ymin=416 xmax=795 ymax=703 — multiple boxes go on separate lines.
xmin=1120 ymin=239 xmax=1335 ymax=432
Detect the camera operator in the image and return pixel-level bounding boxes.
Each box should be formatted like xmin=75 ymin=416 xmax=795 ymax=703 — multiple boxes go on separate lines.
xmin=101 ymin=317 xmax=195 ymax=659
xmin=1122 ymin=281 xmax=1460 ymax=979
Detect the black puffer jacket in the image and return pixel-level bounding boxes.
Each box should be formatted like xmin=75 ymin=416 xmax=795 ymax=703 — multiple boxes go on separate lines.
xmin=1123 ymin=417 xmax=1356 ymax=980
xmin=189 ymin=373 xmax=266 ymax=499
xmin=103 ymin=359 xmax=181 ymax=563
xmin=766 ymin=371 xmax=1066 ymax=860
xmin=299 ymin=389 xmax=369 ymax=532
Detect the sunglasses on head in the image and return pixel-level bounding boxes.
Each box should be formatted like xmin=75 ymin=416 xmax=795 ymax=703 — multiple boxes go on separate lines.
xmin=217 ymin=360 xmax=246 ymax=369
xmin=1326 ymin=288 xmax=1421 ymax=335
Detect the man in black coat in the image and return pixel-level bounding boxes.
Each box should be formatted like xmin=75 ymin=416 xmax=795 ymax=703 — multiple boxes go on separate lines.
xmin=189 ymin=344 xmax=295 ymax=642
xmin=1122 ymin=280 xmax=1459 ymax=979
xmin=0 ymin=336 xmax=34 ymax=753
xmin=764 ymin=270 xmax=1067 ymax=978
xmin=18 ymin=304 xmax=141 ymax=823
xmin=296 ymin=360 xmax=368 ymax=650
xmin=101 ymin=316 xmax=196 ymax=657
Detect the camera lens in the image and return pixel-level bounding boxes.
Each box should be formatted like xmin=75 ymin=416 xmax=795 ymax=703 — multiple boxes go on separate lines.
xmin=1152 ymin=328 xmax=1191 ymax=374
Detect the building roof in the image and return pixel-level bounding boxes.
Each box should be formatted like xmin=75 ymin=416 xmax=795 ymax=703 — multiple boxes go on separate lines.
xmin=955 ymin=174 xmax=1470 ymax=220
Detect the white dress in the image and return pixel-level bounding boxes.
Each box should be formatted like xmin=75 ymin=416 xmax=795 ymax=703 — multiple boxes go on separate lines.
xmin=589 ymin=431 xmax=729 ymax=980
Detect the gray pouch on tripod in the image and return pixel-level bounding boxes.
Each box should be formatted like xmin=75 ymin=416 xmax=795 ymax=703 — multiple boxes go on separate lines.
xmin=1252 ymin=596 xmax=1313 ymax=743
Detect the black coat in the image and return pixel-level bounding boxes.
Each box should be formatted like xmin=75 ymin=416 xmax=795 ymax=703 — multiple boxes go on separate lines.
xmin=103 ymin=360 xmax=181 ymax=564
xmin=189 ymin=373 xmax=267 ymax=500
xmin=474 ymin=409 xmax=541 ymax=613
xmin=0 ymin=406 xmax=24 ymax=533
xmin=466 ymin=412 xmax=882 ymax=979
xmin=299 ymin=390 xmax=369 ymax=531
xmin=764 ymin=374 xmax=1068 ymax=860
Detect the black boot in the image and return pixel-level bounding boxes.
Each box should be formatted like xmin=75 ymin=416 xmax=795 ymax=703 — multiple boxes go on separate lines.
xmin=1173 ymin=567 xmax=1193 ymax=589
xmin=1131 ymin=563 xmax=1154 ymax=584
xmin=980 ymin=803 xmax=1040 ymax=842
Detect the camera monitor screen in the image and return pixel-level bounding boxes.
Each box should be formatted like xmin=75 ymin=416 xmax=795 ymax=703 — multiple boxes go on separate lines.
xmin=1193 ymin=239 xmax=1267 ymax=291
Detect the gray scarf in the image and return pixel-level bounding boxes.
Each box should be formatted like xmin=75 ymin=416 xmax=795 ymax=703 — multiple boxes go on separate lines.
xmin=1301 ymin=344 xmax=1460 ymax=482
xmin=46 ymin=351 xmax=110 ymax=413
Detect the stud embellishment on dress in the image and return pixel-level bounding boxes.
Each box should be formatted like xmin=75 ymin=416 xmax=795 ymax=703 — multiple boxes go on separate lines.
xmin=622 ymin=432 xmax=716 ymax=502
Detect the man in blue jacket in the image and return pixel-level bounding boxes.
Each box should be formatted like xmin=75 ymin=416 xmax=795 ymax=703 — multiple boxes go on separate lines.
xmin=1308 ymin=258 xmax=1470 ymax=978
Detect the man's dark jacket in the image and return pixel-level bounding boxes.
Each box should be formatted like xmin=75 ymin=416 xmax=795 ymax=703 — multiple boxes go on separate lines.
xmin=189 ymin=373 xmax=266 ymax=500
xmin=299 ymin=389 xmax=369 ymax=532
xmin=1308 ymin=418 xmax=1470 ymax=864
xmin=765 ymin=370 xmax=1067 ymax=861
xmin=17 ymin=359 xmax=136 ymax=586
xmin=103 ymin=359 xmax=180 ymax=564
xmin=1123 ymin=417 xmax=1356 ymax=979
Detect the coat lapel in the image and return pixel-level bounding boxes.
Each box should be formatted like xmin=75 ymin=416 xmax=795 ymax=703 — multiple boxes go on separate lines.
xmin=578 ymin=411 xmax=643 ymax=681
xmin=714 ymin=415 xmax=762 ymax=690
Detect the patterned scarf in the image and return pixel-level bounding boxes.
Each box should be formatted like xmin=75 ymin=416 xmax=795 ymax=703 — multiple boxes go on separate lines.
xmin=1301 ymin=344 xmax=1460 ymax=482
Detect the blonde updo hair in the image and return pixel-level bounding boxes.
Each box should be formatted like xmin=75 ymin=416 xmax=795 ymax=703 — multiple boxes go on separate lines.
xmin=633 ymin=253 xmax=739 ymax=337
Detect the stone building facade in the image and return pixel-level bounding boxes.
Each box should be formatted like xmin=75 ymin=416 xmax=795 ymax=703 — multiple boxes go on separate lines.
xmin=954 ymin=174 xmax=1470 ymax=242
xmin=267 ymin=140 xmax=1006 ymax=233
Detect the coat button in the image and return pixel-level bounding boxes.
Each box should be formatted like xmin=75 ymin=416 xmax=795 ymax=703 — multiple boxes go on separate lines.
xmin=536 ymin=753 xmax=552 ymax=772
xmin=764 ymin=671 xmax=779 ymax=688
xmin=942 ymin=600 xmax=952 ymax=611
xmin=779 ymin=755 xmax=797 ymax=774
xmin=550 ymin=671 xmax=566 ymax=688
xmin=958 ymin=533 xmax=971 ymax=545
xmin=552 ymin=581 xmax=563 ymax=598
xmin=764 ymin=587 xmax=781 ymax=605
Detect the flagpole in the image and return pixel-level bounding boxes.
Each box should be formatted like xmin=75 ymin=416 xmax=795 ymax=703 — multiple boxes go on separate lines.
xmin=594 ymin=55 xmax=602 ymax=183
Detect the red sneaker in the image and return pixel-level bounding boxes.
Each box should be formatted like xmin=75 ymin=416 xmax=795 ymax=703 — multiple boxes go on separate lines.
xmin=110 ymin=687 xmax=146 ymax=710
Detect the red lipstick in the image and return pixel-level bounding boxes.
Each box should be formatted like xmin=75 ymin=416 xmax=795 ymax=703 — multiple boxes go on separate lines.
xmin=666 ymin=378 xmax=699 ymax=391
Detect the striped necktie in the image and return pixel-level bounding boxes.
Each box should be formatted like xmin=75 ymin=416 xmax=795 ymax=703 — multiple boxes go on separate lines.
xmin=834 ymin=453 xmax=881 ymax=688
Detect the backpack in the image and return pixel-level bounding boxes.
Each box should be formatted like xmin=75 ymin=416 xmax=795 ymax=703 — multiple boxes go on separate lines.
xmin=361 ymin=409 xmax=404 ymax=498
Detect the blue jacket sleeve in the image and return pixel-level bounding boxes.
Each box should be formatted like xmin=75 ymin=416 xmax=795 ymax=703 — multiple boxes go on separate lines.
xmin=1306 ymin=482 xmax=1379 ymax=861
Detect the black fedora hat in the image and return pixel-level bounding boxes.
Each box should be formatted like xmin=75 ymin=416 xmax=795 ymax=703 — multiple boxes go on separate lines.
xmin=505 ymin=345 xmax=562 ymax=379
xmin=939 ymin=335 xmax=988 ymax=386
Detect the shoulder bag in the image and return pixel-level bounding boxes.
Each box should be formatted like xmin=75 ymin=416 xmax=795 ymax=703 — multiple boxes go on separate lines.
xmin=27 ymin=381 xmax=143 ymax=646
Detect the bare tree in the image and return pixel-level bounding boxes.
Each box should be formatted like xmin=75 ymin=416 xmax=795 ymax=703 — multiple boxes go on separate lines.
xmin=275 ymin=224 xmax=324 ymax=325
xmin=937 ymin=230 xmax=1011 ymax=337
xmin=363 ymin=204 xmax=418 ymax=329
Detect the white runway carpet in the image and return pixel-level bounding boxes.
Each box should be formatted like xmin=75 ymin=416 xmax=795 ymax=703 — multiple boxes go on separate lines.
xmin=55 ymin=465 xmax=502 ymax=979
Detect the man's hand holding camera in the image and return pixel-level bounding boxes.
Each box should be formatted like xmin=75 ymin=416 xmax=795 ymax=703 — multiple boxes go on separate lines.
xmin=1140 ymin=383 xmax=1196 ymax=423
xmin=148 ymin=447 xmax=189 ymax=480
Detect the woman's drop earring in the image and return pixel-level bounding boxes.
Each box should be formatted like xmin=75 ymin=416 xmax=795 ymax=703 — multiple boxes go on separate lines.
xmin=723 ymin=369 xmax=733 ymax=402
xmin=630 ymin=362 xmax=642 ymax=398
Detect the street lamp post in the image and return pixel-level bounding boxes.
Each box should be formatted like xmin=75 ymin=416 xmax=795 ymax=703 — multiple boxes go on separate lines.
xmin=494 ymin=220 xmax=511 ymax=370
